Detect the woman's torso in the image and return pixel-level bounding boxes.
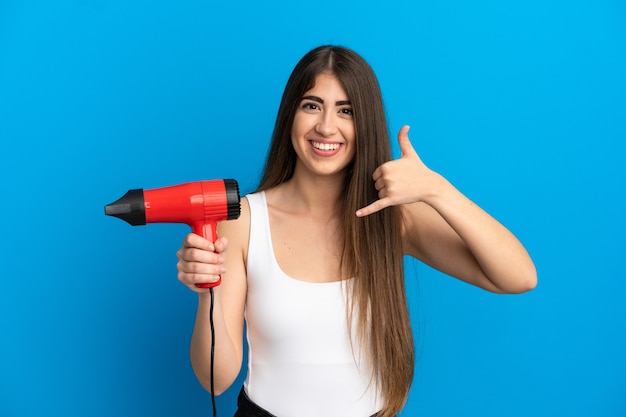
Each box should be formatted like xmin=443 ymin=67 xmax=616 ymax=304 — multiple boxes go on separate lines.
xmin=243 ymin=191 xmax=381 ymax=417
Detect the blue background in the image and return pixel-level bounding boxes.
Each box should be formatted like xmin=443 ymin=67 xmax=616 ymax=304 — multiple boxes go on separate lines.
xmin=1 ymin=0 xmax=625 ymax=416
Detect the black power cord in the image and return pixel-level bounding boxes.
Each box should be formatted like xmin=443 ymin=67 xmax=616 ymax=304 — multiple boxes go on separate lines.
xmin=209 ymin=287 xmax=217 ymax=417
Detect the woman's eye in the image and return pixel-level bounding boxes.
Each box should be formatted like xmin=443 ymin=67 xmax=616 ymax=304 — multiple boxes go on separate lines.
xmin=302 ymin=102 xmax=319 ymax=111
xmin=340 ymin=108 xmax=353 ymax=116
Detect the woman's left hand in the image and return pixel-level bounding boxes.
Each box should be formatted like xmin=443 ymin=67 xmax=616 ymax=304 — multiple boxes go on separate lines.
xmin=356 ymin=125 xmax=442 ymax=217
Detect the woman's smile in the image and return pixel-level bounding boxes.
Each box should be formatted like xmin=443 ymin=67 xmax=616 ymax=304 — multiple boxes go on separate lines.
xmin=310 ymin=140 xmax=342 ymax=154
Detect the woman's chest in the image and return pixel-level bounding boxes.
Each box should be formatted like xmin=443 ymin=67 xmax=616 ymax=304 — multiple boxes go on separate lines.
xmin=268 ymin=212 xmax=343 ymax=283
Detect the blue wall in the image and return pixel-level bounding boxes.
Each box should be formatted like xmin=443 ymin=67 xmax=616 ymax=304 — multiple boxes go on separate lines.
xmin=1 ymin=1 xmax=625 ymax=416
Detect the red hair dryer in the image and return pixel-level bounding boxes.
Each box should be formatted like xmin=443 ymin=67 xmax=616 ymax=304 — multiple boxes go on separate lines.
xmin=104 ymin=179 xmax=241 ymax=288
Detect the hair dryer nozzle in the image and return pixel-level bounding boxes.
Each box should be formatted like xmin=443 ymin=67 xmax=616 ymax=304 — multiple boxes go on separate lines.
xmin=104 ymin=189 xmax=146 ymax=226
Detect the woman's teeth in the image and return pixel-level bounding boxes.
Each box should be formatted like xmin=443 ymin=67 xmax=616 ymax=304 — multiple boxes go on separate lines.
xmin=312 ymin=141 xmax=340 ymax=151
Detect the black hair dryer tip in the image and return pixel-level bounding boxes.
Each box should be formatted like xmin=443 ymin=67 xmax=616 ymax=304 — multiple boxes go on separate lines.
xmin=104 ymin=189 xmax=146 ymax=226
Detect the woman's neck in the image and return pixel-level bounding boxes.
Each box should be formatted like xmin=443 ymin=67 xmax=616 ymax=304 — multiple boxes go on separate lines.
xmin=273 ymin=168 xmax=345 ymax=218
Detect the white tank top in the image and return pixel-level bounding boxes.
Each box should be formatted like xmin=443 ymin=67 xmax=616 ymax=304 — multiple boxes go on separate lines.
xmin=243 ymin=192 xmax=381 ymax=417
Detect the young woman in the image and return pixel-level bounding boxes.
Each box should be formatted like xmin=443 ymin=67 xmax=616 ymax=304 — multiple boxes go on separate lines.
xmin=176 ymin=45 xmax=537 ymax=417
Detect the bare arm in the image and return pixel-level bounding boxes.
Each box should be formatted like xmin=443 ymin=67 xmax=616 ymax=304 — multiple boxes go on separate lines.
xmin=357 ymin=126 xmax=537 ymax=294
xmin=176 ymin=198 xmax=249 ymax=394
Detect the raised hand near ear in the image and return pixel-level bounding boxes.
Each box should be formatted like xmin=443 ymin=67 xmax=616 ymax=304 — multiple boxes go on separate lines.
xmin=356 ymin=125 xmax=442 ymax=217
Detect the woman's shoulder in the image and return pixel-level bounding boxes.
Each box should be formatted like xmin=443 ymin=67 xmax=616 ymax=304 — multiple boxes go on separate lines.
xmin=218 ymin=194 xmax=251 ymax=255
xmin=244 ymin=190 xmax=265 ymax=206
xmin=231 ymin=194 xmax=251 ymax=228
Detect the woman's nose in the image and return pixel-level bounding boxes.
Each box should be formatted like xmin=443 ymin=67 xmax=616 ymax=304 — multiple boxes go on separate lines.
xmin=315 ymin=112 xmax=337 ymax=136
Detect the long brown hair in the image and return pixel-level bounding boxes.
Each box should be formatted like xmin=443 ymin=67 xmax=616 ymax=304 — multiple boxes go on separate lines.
xmin=256 ymin=45 xmax=414 ymax=417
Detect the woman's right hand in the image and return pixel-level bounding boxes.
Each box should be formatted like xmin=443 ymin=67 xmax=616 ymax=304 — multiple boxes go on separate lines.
xmin=176 ymin=233 xmax=228 ymax=292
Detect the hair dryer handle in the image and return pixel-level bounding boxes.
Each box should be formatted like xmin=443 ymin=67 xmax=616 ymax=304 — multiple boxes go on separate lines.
xmin=192 ymin=222 xmax=222 ymax=289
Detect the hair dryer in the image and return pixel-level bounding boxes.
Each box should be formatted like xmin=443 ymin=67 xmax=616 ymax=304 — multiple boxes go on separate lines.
xmin=104 ymin=179 xmax=241 ymax=288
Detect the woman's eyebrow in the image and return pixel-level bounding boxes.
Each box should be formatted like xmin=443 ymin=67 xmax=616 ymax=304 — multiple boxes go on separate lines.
xmin=302 ymin=95 xmax=323 ymax=104
xmin=301 ymin=95 xmax=352 ymax=106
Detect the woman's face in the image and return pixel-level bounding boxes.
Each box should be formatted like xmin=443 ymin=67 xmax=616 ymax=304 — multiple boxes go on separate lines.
xmin=291 ymin=72 xmax=356 ymax=179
